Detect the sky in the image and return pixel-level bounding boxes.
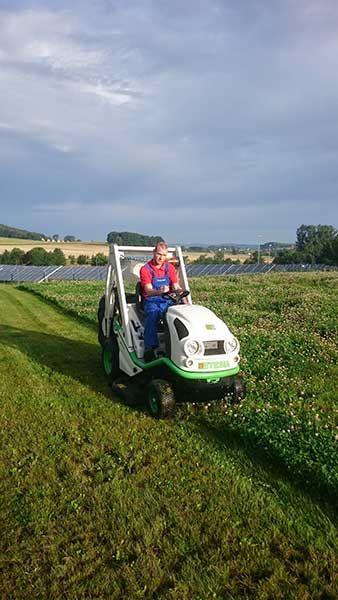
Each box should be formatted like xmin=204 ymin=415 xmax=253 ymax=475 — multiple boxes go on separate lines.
xmin=0 ymin=0 xmax=338 ymax=245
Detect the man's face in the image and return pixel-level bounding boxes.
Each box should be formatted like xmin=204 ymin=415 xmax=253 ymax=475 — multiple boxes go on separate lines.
xmin=153 ymin=247 xmax=167 ymax=267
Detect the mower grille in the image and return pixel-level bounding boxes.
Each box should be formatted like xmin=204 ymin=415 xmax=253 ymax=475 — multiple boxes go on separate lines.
xmin=203 ymin=341 xmax=225 ymax=355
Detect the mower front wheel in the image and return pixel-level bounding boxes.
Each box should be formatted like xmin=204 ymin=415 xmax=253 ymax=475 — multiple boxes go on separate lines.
xmin=232 ymin=376 xmax=246 ymax=403
xmin=102 ymin=337 xmax=121 ymax=384
xmin=147 ymin=379 xmax=176 ymax=419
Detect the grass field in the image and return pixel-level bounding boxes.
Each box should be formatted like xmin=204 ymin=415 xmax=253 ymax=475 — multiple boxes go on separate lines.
xmin=1 ymin=273 xmax=338 ymax=598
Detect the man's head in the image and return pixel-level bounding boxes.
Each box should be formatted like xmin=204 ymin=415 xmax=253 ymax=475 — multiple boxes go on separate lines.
xmin=153 ymin=241 xmax=168 ymax=267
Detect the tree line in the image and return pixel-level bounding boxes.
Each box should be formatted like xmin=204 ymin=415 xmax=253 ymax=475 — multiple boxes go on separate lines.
xmin=0 ymin=223 xmax=47 ymax=241
xmin=190 ymin=225 xmax=338 ymax=266
xmin=0 ymin=248 xmax=109 ymax=266
xmin=1 ymin=225 xmax=337 ymax=267
xmin=107 ymin=231 xmax=163 ymax=246
xmin=273 ymin=225 xmax=338 ymax=265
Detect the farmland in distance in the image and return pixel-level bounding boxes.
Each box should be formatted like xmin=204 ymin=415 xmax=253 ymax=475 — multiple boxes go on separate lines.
xmin=0 ymin=237 xmax=251 ymax=262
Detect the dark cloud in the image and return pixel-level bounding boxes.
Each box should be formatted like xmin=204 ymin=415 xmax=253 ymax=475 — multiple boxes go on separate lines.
xmin=0 ymin=0 xmax=337 ymax=243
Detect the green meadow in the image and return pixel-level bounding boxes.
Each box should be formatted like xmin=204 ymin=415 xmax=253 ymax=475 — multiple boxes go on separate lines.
xmin=1 ymin=272 xmax=337 ymax=599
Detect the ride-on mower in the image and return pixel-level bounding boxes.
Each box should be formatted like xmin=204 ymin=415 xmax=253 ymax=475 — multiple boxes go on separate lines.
xmin=98 ymin=245 xmax=245 ymax=418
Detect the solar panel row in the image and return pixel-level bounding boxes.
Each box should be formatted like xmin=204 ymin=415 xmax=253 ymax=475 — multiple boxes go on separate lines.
xmin=0 ymin=263 xmax=334 ymax=283
xmin=0 ymin=265 xmax=57 ymax=282
xmin=50 ymin=266 xmax=107 ymax=281
xmin=186 ymin=263 xmax=334 ymax=276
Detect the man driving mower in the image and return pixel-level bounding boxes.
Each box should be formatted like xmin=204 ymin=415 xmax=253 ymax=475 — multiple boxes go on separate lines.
xmin=140 ymin=241 xmax=184 ymax=362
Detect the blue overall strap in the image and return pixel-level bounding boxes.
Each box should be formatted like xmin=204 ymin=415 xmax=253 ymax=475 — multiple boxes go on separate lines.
xmin=144 ymin=262 xmax=170 ymax=303
xmin=145 ymin=262 xmax=169 ymax=289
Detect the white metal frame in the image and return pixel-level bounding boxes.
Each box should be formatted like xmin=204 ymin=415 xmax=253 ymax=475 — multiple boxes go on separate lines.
xmin=103 ymin=244 xmax=191 ymax=349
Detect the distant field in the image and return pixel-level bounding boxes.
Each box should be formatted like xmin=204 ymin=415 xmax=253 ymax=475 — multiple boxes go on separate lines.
xmin=0 ymin=239 xmax=256 ymax=263
xmin=0 ymin=237 xmax=42 ymax=245
xmin=184 ymin=250 xmax=252 ymax=263
xmin=0 ymin=239 xmax=108 ymax=258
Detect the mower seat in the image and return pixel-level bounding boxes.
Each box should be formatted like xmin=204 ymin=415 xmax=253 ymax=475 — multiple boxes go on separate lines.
xmin=135 ymin=281 xmax=166 ymax=332
xmin=135 ymin=281 xmax=145 ymax=318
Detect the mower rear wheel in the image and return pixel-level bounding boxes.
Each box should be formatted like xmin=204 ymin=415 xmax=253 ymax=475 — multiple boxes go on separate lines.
xmin=102 ymin=336 xmax=121 ymax=384
xmin=232 ymin=376 xmax=246 ymax=403
xmin=147 ymin=379 xmax=176 ymax=419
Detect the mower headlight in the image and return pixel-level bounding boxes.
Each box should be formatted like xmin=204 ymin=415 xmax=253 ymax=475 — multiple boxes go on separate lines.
xmin=224 ymin=337 xmax=239 ymax=354
xmin=184 ymin=339 xmax=202 ymax=356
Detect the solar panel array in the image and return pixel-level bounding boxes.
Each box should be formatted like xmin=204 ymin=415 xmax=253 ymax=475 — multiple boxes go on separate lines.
xmin=0 ymin=263 xmax=335 ymax=283
xmin=186 ymin=263 xmax=274 ymax=276
xmin=0 ymin=265 xmax=58 ymax=282
xmin=186 ymin=263 xmax=334 ymax=277
xmin=50 ymin=266 xmax=107 ymax=281
xmin=0 ymin=265 xmax=107 ymax=283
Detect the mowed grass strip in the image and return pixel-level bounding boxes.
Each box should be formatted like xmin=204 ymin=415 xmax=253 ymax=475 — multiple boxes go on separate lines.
xmin=1 ymin=285 xmax=338 ymax=599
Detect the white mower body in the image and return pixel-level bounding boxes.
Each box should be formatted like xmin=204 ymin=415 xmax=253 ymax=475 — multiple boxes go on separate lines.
xmin=100 ymin=244 xmax=241 ymax=383
xmin=165 ymin=304 xmax=240 ymax=374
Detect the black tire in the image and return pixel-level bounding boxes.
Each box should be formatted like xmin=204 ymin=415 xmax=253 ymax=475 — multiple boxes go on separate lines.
xmin=232 ymin=376 xmax=246 ymax=403
xmin=97 ymin=295 xmax=106 ymax=346
xmin=147 ymin=379 xmax=176 ymax=419
xmin=102 ymin=336 xmax=121 ymax=384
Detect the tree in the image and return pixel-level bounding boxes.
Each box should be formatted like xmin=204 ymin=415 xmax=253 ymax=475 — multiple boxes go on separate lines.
xmin=52 ymin=234 xmax=59 ymax=242
xmin=107 ymin=231 xmax=163 ymax=245
xmin=7 ymin=248 xmax=25 ymax=264
xmin=187 ymin=246 xmax=207 ymax=252
xmin=296 ymin=225 xmax=337 ymax=263
xmin=273 ymin=249 xmax=302 ymax=264
xmin=0 ymin=250 xmax=10 ymax=264
xmin=244 ymin=251 xmax=265 ymax=264
xmin=77 ymin=255 xmax=89 ymax=265
xmin=320 ymin=236 xmax=338 ymax=266
xmin=23 ymin=247 xmax=50 ymax=265
xmin=213 ymin=249 xmax=225 ymax=263
xmin=48 ymin=248 xmax=66 ymax=266
xmin=10 ymin=248 xmax=25 ymax=264
xmin=64 ymin=235 xmax=76 ymax=242
xmin=0 ymin=223 xmax=46 ymax=240
xmin=91 ymin=253 xmax=108 ymax=266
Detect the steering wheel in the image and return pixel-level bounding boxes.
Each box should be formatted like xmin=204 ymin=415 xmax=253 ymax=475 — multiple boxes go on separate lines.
xmin=162 ymin=289 xmax=190 ymax=304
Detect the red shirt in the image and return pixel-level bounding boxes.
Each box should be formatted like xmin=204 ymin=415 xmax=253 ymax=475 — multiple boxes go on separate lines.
xmin=140 ymin=260 xmax=177 ymax=296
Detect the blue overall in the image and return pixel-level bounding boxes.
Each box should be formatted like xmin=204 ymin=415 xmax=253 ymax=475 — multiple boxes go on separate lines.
xmin=143 ymin=262 xmax=173 ymax=349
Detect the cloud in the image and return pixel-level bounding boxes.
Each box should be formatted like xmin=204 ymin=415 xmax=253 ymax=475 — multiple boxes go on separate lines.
xmin=0 ymin=0 xmax=338 ymax=243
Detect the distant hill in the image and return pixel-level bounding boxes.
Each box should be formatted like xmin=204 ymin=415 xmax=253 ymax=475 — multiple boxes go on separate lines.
xmin=0 ymin=224 xmax=47 ymax=241
xmin=185 ymin=241 xmax=293 ymax=250
xmin=107 ymin=231 xmax=164 ymax=246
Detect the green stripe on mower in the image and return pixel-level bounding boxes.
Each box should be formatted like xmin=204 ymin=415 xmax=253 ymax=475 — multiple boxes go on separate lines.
xmin=103 ymin=346 xmax=113 ymax=375
xmin=130 ymin=351 xmax=239 ymax=381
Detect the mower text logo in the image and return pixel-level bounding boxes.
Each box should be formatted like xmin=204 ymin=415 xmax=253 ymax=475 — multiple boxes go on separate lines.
xmin=205 ymin=324 xmax=216 ymax=330
xmin=198 ymin=360 xmax=229 ymax=370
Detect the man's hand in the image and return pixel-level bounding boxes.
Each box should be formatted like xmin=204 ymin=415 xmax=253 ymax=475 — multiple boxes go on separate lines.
xmin=160 ymin=285 xmax=170 ymax=293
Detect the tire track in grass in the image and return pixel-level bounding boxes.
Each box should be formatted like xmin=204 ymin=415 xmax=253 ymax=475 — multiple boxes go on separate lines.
xmin=0 ymin=285 xmax=108 ymax=396
xmin=1 ymin=285 xmax=95 ymax=342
